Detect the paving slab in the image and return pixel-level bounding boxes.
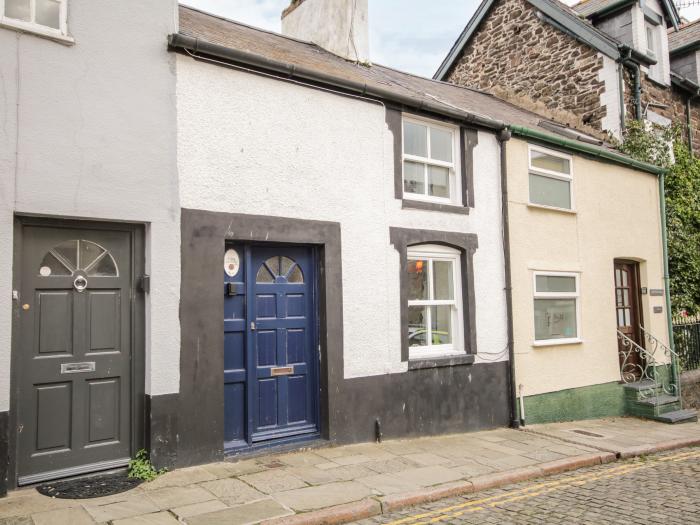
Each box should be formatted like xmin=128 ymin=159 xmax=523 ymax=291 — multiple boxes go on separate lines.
xmin=398 ymin=466 xmax=464 ymax=487
xmin=31 ymin=507 xmax=95 ymax=525
xmin=112 ymin=511 xmax=181 ymax=525
xmin=185 ymin=498 xmax=292 ymax=525
xmin=84 ymin=494 xmax=161 ymax=522
xmin=355 ymin=473 xmax=423 ymax=495
xmin=146 ymin=485 xmax=216 ymax=510
xmin=142 ymin=467 xmax=217 ymax=490
xmin=199 ymin=478 xmax=266 ymax=505
xmin=239 ymin=470 xmax=307 ymax=494
xmin=171 ymin=499 xmax=229 ymax=519
xmin=272 ymin=481 xmax=372 ymax=512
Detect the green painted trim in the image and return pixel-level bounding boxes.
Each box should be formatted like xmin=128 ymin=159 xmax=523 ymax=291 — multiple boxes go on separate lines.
xmin=509 ymin=125 xmax=667 ymax=175
xmin=520 ymin=382 xmax=627 ymax=425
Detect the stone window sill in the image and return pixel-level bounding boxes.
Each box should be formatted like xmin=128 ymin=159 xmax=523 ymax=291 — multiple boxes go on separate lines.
xmin=527 ymin=203 xmax=577 ymax=215
xmin=408 ymin=354 xmax=475 ymax=370
xmin=402 ymin=199 xmax=469 ymax=215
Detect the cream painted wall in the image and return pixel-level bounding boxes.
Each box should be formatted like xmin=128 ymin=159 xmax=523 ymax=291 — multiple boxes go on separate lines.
xmin=507 ymin=138 xmax=668 ymax=397
xmin=176 ymin=55 xmax=509 ymax=379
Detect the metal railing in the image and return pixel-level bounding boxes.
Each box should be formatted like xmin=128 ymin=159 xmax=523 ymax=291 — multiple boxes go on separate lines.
xmin=673 ymin=315 xmax=700 ymax=371
xmin=617 ymin=328 xmax=681 ymax=416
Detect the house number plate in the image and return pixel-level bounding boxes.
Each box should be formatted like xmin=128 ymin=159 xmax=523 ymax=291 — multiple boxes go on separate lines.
xmin=61 ymin=362 xmax=96 ymax=374
xmin=271 ymin=366 xmax=294 ymax=377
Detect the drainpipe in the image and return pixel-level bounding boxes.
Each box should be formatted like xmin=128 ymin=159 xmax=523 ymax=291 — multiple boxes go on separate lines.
xmin=497 ymin=128 xmax=519 ymax=429
xmin=619 ymin=46 xmax=642 ymax=121
xmin=617 ymin=60 xmax=626 ymax=134
xmin=658 ymin=172 xmax=678 ymax=384
xmin=686 ymin=96 xmax=695 ymax=156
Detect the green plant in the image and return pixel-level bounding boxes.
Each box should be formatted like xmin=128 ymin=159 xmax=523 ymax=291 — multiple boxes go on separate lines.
xmin=615 ymin=121 xmax=700 ymax=316
xmin=128 ymin=449 xmax=166 ymax=481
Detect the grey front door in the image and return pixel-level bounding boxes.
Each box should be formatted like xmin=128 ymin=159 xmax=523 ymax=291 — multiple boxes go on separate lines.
xmin=16 ymin=225 xmax=136 ymax=485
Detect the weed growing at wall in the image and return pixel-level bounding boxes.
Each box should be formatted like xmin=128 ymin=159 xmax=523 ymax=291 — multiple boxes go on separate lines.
xmin=617 ymin=120 xmax=700 ymax=315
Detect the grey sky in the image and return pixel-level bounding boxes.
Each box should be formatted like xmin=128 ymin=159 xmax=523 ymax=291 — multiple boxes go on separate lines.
xmin=183 ymin=0 xmax=700 ymax=78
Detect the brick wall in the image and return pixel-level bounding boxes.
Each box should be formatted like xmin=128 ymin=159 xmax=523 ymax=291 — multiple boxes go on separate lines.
xmin=445 ymin=0 xmax=607 ymax=133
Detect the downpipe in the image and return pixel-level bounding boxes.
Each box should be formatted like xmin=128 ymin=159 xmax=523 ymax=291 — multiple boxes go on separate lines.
xmin=498 ymin=129 xmax=520 ymax=429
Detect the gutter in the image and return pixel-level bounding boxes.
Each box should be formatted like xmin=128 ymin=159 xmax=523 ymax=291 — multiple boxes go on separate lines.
xmin=508 ymin=125 xmax=666 ymax=175
xmin=497 ymin=129 xmax=519 ymax=430
xmin=168 ymin=33 xmax=506 ymax=132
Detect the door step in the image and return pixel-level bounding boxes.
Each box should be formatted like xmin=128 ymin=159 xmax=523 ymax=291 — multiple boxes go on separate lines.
xmin=650 ymin=409 xmax=698 ymax=424
xmin=636 ymin=395 xmax=680 ymax=407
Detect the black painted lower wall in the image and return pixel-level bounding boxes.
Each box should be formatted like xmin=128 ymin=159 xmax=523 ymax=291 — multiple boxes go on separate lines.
xmin=0 ymin=411 xmax=8 ymax=497
xmin=146 ymin=394 xmax=179 ymax=470
xmin=330 ymin=361 xmax=510 ymax=444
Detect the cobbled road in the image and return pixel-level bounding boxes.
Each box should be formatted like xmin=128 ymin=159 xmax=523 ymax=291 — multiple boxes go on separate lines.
xmin=356 ymin=447 xmax=700 ymax=525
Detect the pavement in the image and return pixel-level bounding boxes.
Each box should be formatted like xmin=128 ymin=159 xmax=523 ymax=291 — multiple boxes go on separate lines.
xmin=0 ymin=416 xmax=698 ymax=525
xmin=357 ymin=446 xmax=700 ymax=524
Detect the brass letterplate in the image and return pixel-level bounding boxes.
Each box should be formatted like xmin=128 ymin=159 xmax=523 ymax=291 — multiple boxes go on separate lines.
xmin=271 ymin=366 xmax=294 ymax=376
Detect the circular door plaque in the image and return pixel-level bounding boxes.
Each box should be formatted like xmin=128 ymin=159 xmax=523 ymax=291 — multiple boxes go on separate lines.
xmin=224 ymin=249 xmax=240 ymax=277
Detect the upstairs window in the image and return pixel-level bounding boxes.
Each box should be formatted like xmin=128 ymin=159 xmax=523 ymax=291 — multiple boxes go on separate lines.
xmin=645 ymin=23 xmax=656 ymax=57
xmin=528 ymin=145 xmax=573 ymax=210
xmin=402 ymin=117 xmax=461 ymax=205
xmin=407 ymin=244 xmax=464 ymax=359
xmin=1 ymin=0 xmax=68 ymax=38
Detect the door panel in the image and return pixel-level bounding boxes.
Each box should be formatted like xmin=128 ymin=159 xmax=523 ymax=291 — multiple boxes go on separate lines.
xmin=223 ymin=244 xmax=319 ymax=451
xmin=614 ymin=261 xmax=644 ymax=379
xmin=17 ymin=227 xmax=134 ymax=484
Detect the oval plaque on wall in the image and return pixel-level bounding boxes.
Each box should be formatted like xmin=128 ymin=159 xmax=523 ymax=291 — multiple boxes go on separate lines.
xmin=224 ymin=249 xmax=240 ymax=277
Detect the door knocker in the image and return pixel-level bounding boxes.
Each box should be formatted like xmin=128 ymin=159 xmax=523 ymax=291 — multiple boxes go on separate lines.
xmin=73 ymin=275 xmax=88 ymax=293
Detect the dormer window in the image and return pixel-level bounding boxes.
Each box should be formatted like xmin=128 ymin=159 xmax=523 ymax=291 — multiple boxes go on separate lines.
xmin=1 ymin=0 xmax=71 ymax=42
xmin=646 ymin=23 xmax=656 ymax=57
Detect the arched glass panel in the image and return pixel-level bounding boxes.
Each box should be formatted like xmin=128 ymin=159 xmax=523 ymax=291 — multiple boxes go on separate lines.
xmin=256 ymin=256 xmax=304 ymax=284
xmin=38 ymin=240 xmax=118 ymax=277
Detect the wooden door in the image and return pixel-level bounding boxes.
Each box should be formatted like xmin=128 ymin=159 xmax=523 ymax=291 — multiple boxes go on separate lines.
xmin=614 ymin=261 xmax=643 ymax=381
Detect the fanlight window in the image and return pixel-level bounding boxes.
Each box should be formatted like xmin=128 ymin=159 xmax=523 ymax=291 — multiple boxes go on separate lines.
xmin=256 ymin=256 xmax=303 ymax=284
xmin=38 ymin=240 xmax=118 ymax=277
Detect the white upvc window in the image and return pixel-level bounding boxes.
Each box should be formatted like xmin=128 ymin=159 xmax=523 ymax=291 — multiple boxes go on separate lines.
xmin=402 ymin=116 xmax=461 ymax=205
xmin=407 ymin=244 xmax=464 ymax=359
xmin=645 ymin=23 xmax=656 ymax=58
xmin=0 ymin=0 xmax=71 ymax=42
xmin=533 ymin=271 xmax=581 ymax=346
xmin=528 ymin=145 xmax=574 ymax=211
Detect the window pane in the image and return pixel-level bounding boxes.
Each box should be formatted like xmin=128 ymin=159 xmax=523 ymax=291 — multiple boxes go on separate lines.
xmin=36 ymin=0 xmax=60 ymax=29
xmin=529 ymin=173 xmax=571 ymax=209
xmin=5 ymin=0 xmax=30 ymax=21
xmin=428 ymin=165 xmax=450 ymax=198
xmin=408 ymin=306 xmax=428 ymax=347
xmin=404 ymin=121 xmax=428 ymax=157
xmin=407 ymin=259 xmax=429 ymax=300
xmin=430 ymin=127 xmax=452 ymax=163
xmin=404 ymin=161 xmax=425 ymax=195
xmin=433 ymin=260 xmax=454 ymax=300
xmin=535 ymin=275 xmax=576 ymax=293
xmin=531 ymin=150 xmax=570 ymax=174
xmin=430 ymin=305 xmax=452 ymax=345
xmin=534 ymin=299 xmax=577 ymax=340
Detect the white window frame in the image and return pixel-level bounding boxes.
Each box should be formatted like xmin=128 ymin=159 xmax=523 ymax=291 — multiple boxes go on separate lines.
xmin=407 ymin=244 xmax=464 ymax=359
xmin=527 ymin=144 xmax=574 ymax=211
xmin=532 ymin=271 xmax=582 ymax=347
xmin=645 ymin=23 xmax=656 ymax=58
xmin=402 ymin=115 xmax=462 ymax=206
xmin=0 ymin=0 xmax=73 ymax=44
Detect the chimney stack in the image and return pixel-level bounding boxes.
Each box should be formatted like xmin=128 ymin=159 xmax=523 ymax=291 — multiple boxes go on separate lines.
xmin=282 ymin=0 xmax=370 ymax=63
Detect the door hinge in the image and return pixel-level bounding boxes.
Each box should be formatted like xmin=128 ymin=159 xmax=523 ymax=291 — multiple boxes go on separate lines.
xmin=12 ymin=290 xmax=19 ymax=301
xmin=250 ymin=321 xmax=256 ymax=331
xmin=139 ymin=275 xmax=151 ymax=294
xmin=319 ymin=344 xmax=322 ymax=362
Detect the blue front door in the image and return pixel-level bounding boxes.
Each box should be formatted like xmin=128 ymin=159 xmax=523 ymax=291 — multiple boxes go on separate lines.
xmin=224 ymin=244 xmax=319 ymax=450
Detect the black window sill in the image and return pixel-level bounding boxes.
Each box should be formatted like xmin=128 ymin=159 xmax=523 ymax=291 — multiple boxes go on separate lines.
xmin=408 ymin=354 xmax=475 ymax=370
xmin=401 ymin=199 xmax=469 ymax=215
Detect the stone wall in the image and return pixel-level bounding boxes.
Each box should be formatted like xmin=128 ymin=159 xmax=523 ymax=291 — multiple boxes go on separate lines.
xmin=445 ymin=0 xmax=607 ymax=133
xmin=681 ymin=369 xmax=700 ymax=409
xmin=623 ymin=71 xmax=700 ymax=152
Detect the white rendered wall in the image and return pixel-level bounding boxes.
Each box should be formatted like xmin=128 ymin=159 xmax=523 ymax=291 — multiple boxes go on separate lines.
xmin=0 ymin=0 xmax=182 ymax=409
xmin=176 ymin=56 xmax=509 ymax=378
xmin=599 ymin=54 xmax=623 ymax=140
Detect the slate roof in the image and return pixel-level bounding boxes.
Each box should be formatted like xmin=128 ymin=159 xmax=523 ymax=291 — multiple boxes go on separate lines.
xmin=179 ymin=6 xmax=594 ymax=138
xmin=668 ymin=19 xmax=700 ymax=54
xmin=572 ymin=0 xmax=632 ymax=17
